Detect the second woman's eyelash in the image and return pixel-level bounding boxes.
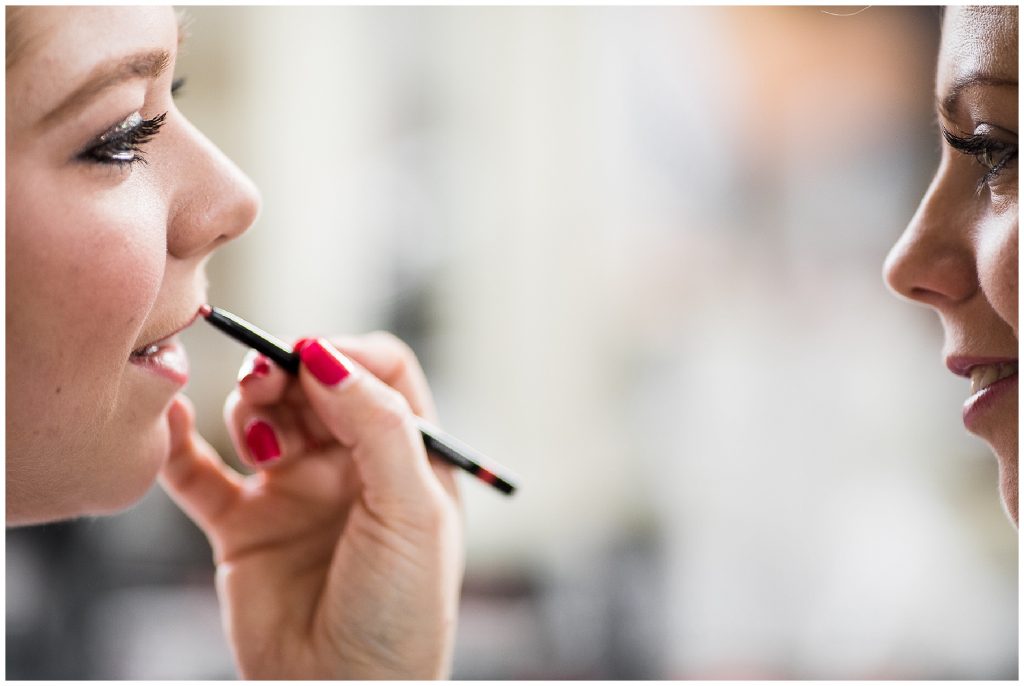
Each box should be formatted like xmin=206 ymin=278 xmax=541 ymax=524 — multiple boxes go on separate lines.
xmin=941 ymin=126 xmax=1018 ymax=191
xmin=77 ymin=111 xmax=167 ymax=168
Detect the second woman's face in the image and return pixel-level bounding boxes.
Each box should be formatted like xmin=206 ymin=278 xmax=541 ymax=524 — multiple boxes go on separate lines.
xmin=6 ymin=6 xmax=260 ymax=523
xmin=884 ymin=7 xmax=1018 ymax=522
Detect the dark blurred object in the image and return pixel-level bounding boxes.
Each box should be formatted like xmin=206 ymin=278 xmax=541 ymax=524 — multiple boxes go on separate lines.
xmin=6 ymin=488 xmax=233 ymax=679
xmin=452 ymin=527 xmax=668 ymax=679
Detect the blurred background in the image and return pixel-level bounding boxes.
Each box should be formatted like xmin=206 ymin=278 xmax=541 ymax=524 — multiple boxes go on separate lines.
xmin=6 ymin=5 xmax=1018 ymax=679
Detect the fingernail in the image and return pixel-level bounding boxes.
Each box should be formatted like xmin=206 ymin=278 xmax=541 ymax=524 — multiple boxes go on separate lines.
xmin=238 ymin=355 xmax=272 ymax=385
xmin=293 ymin=337 xmax=315 ymax=354
xmin=297 ymin=338 xmax=353 ymax=386
xmin=244 ymin=419 xmax=281 ymax=464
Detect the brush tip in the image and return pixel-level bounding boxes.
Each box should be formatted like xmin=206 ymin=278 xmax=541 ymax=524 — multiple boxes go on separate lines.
xmin=199 ymin=304 xmax=213 ymax=318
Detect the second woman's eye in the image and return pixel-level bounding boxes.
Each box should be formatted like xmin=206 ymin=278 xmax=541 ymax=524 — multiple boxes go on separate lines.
xmin=76 ymin=111 xmax=167 ymax=168
xmin=941 ymin=124 xmax=1018 ymax=192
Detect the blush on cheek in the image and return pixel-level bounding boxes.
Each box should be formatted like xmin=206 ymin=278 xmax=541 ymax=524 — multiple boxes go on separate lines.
xmin=47 ymin=220 xmax=165 ymax=404
xmin=976 ymin=212 xmax=1018 ymax=334
xmin=68 ymin=217 xmax=169 ymax=510
xmin=6 ymin=174 xmax=169 ymax=521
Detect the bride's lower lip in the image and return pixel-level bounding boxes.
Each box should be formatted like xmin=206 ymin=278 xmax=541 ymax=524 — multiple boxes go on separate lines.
xmin=962 ymin=373 xmax=1017 ymax=433
xmin=128 ymin=339 xmax=189 ymax=386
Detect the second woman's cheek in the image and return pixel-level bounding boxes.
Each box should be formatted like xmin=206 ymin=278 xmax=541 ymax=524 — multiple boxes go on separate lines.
xmin=976 ymin=210 xmax=1018 ymax=334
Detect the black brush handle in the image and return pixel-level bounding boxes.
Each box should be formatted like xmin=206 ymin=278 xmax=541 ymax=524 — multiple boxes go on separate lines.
xmin=204 ymin=307 xmax=300 ymax=375
xmin=202 ymin=306 xmax=518 ymax=496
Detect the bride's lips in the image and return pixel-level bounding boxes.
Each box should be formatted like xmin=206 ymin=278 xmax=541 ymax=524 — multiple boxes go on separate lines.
xmin=947 ymin=355 xmax=1019 ymax=433
xmin=129 ymin=307 xmax=205 ymax=385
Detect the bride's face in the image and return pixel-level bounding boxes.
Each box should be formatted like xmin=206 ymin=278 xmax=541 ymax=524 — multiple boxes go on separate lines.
xmin=6 ymin=6 xmax=259 ymax=524
xmin=885 ymin=6 xmax=1018 ymax=523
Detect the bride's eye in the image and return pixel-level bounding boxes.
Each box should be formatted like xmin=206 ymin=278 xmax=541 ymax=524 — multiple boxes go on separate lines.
xmin=77 ymin=111 xmax=167 ymax=169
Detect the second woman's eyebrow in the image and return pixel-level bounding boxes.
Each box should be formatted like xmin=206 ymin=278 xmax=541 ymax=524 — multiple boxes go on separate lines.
xmin=36 ymin=49 xmax=171 ymax=130
xmin=937 ymin=74 xmax=1018 ymax=122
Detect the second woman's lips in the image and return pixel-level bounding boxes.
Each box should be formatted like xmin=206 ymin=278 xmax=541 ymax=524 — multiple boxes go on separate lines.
xmin=948 ymin=355 xmax=1020 ymax=434
xmin=945 ymin=355 xmax=1017 ymax=378
xmin=968 ymin=361 xmax=1019 ymax=395
xmin=962 ymin=372 xmax=1018 ymax=434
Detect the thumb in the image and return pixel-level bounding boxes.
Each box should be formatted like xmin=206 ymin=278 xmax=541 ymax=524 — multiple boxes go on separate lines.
xmin=294 ymin=338 xmax=444 ymax=521
xmin=159 ymin=395 xmax=243 ymax=545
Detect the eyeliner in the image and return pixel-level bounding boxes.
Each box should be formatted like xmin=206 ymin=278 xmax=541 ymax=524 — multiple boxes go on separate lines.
xmin=199 ymin=304 xmax=518 ymax=496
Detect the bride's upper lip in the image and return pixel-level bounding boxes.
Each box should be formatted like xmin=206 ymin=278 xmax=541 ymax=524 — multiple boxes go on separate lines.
xmin=132 ymin=305 xmax=205 ymax=353
xmin=945 ymin=354 xmax=1019 ymax=378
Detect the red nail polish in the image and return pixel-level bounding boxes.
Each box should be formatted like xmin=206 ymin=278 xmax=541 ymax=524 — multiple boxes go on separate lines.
xmin=298 ymin=338 xmax=352 ymax=386
xmin=239 ymin=355 xmax=272 ymax=385
xmin=252 ymin=357 xmax=271 ymax=376
xmin=244 ymin=419 xmax=281 ymax=463
xmin=293 ymin=337 xmax=316 ymax=354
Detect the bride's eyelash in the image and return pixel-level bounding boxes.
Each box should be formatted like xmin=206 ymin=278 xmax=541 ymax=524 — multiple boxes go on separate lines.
xmin=941 ymin=126 xmax=1018 ymax=191
xmin=77 ymin=111 xmax=167 ymax=169
xmin=76 ymin=75 xmax=185 ymax=171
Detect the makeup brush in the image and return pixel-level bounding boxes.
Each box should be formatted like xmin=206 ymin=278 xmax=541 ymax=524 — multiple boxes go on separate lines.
xmin=199 ymin=305 xmax=518 ymax=495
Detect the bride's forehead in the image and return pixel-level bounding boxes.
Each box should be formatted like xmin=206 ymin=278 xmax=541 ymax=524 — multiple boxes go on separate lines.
xmin=6 ymin=6 xmax=181 ymax=128
xmin=7 ymin=7 xmax=180 ymax=70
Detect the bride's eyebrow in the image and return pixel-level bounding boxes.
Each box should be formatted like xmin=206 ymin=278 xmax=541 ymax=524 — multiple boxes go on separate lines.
xmin=36 ymin=49 xmax=171 ymax=130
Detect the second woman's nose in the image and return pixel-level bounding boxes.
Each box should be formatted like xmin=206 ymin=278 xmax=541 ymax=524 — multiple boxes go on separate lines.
xmin=884 ymin=164 xmax=977 ymax=311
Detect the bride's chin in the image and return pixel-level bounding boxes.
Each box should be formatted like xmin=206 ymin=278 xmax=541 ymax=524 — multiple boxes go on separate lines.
xmin=6 ymin=421 xmax=168 ymax=526
xmin=83 ymin=412 xmax=172 ymax=519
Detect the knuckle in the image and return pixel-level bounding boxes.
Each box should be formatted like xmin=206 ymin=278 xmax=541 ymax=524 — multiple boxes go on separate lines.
xmin=368 ymin=330 xmax=418 ymax=366
xmin=415 ymin=492 xmax=458 ymax=536
xmin=366 ymin=329 xmax=403 ymax=348
xmin=363 ymin=384 xmax=413 ymax=432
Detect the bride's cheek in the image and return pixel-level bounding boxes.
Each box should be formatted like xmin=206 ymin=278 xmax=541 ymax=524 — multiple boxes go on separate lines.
xmin=89 ymin=216 xmax=173 ymax=500
xmin=9 ymin=191 xmax=170 ymax=518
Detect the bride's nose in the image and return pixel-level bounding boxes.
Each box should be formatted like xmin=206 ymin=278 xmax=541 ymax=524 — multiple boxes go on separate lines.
xmin=165 ymin=115 xmax=261 ymax=260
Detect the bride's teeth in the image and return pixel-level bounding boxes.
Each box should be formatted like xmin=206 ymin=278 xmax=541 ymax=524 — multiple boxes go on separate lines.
xmin=133 ymin=344 xmax=161 ymax=357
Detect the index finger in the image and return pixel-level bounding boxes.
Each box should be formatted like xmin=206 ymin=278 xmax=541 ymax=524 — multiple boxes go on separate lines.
xmin=331 ymin=332 xmax=439 ymax=422
xmin=235 ymin=350 xmax=292 ymax=408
